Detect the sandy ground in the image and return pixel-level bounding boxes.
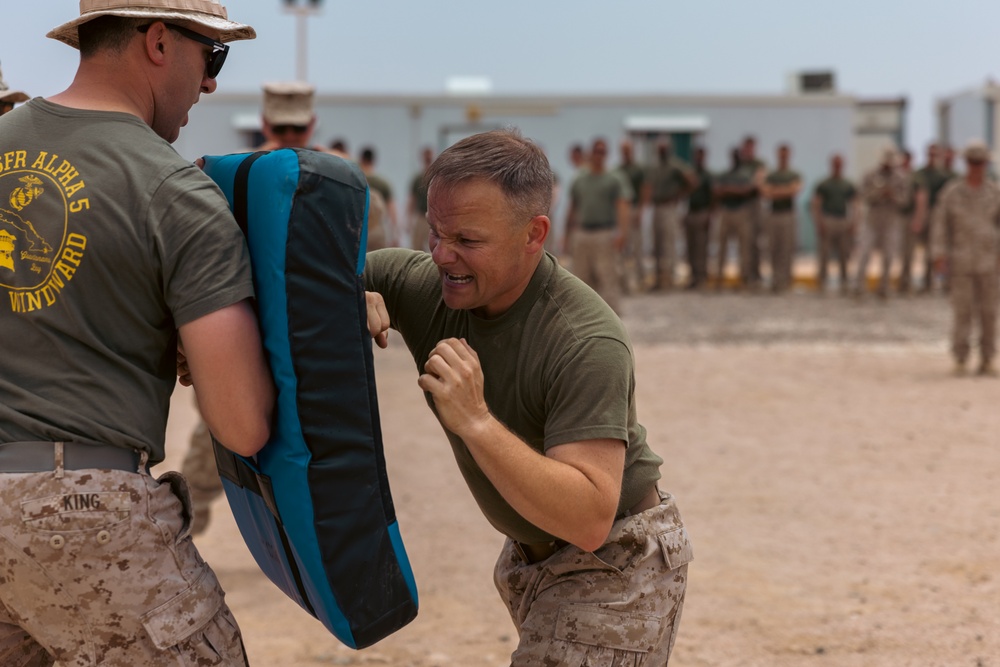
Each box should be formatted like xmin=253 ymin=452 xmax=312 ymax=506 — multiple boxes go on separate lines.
xmin=157 ymin=289 xmax=1000 ymax=666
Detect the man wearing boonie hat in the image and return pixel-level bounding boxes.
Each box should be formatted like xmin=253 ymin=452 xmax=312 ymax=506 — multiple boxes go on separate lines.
xmin=0 ymin=62 xmax=29 ymax=116
xmin=0 ymin=1 xmax=275 ymax=664
xmin=931 ymin=139 xmax=1000 ymax=376
xmin=256 ymin=81 xmax=322 ymax=152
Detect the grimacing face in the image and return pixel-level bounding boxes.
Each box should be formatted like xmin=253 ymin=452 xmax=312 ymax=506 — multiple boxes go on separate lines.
xmin=426 ymin=179 xmax=544 ymax=319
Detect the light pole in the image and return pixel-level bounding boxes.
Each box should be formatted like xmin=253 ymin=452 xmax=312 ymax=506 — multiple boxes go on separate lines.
xmin=282 ymin=0 xmax=323 ymax=82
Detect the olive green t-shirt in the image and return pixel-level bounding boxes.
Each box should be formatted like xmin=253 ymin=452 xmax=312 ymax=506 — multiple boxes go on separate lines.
xmin=364 ymin=249 xmax=664 ymax=543
xmin=615 ymin=162 xmax=645 ymax=205
xmin=571 ymin=170 xmax=629 ymax=229
xmin=687 ymin=167 xmax=714 ymax=212
xmin=766 ymin=168 xmax=801 ymax=213
xmin=0 ymin=99 xmax=254 ymax=463
xmin=813 ymin=176 xmax=858 ymax=217
xmin=409 ymin=170 xmax=428 ymax=215
xmin=645 ymin=159 xmax=693 ymax=204
xmin=716 ymin=165 xmax=756 ymax=210
xmin=744 ymin=157 xmax=766 ymax=200
xmin=916 ymin=165 xmax=954 ymax=209
xmin=366 ymin=172 xmax=393 ymax=204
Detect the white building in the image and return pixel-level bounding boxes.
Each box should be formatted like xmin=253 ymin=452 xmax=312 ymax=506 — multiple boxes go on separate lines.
xmin=177 ymin=85 xmax=904 ymax=251
xmin=936 ymin=79 xmax=1000 ymax=159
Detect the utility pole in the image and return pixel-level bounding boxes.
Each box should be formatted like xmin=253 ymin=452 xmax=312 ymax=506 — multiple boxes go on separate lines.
xmin=282 ymin=0 xmax=323 ymax=82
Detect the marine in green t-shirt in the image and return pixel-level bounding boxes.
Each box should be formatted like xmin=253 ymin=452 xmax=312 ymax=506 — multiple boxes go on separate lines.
xmin=811 ymin=154 xmax=859 ymax=292
xmin=570 ymin=169 xmax=628 ymax=229
xmin=762 ymin=144 xmax=802 ymax=292
xmin=765 ymin=162 xmax=802 ymax=212
xmin=360 ymin=145 xmax=397 ymax=243
xmin=614 ymin=147 xmax=645 ymax=207
xmin=687 ymin=164 xmax=715 ymax=213
xmin=813 ymin=175 xmax=858 ymax=217
xmin=643 ymin=145 xmax=694 ymax=205
xmin=363 ymin=129 xmax=690 ymax=662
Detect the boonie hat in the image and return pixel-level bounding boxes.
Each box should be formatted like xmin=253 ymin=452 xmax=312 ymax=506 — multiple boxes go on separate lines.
xmin=963 ymin=139 xmax=990 ymax=163
xmin=47 ymin=0 xmax=256 ymax=49
xmin=0 ymin=63 xmax=29 ymax=104
xmin=262 ymin=81 xmax=315 ymax=125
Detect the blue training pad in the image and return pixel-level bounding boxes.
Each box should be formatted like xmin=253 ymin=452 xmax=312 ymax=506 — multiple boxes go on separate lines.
xmin=201 ymin=148 xmax=418 ymax=649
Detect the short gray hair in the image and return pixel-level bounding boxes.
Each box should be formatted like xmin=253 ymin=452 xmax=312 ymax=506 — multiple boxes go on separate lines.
xmin=425 ymin=128 xmax=554 ymax=224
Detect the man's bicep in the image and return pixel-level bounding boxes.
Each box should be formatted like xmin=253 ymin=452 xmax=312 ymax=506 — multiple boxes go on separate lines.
xmin=546 ymin=438 xmax=626 ymax=496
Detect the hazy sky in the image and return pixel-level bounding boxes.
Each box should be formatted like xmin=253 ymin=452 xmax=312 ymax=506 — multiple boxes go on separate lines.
xmin=3 ymin=0 xmax=998 ymax=153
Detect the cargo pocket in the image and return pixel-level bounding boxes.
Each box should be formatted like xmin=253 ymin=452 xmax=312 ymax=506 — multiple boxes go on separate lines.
xmin=657 ymin=525 xmax=693 ymax=570
xmin=157 ymin=470 xmax=194 ymax=541
xmin=140 ymin=568 xmax=244 ymax=665
xmin=553 ymin=603 xmax=662 ymax=664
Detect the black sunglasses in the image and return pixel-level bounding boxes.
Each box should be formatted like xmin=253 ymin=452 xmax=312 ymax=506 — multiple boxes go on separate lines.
xmin=271 ymin=124 xmax=309 ymax=135
xmin=138 ymin=23 xmax=229 ymax=79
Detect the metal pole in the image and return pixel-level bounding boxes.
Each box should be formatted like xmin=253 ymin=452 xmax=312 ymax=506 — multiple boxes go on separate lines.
xmin=283 ymin=1 xmax=323 ymax=82
xmin=296 ymin=8 xmax=307 ymax=82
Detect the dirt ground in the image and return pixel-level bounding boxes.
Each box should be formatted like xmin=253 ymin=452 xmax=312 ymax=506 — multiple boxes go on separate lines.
xmin=158 ymin=288 xmax=1000 ymax=667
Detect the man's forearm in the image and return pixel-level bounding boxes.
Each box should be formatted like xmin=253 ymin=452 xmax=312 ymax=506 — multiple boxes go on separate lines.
xmin=459 ymin=415 xmax=623 ymax=551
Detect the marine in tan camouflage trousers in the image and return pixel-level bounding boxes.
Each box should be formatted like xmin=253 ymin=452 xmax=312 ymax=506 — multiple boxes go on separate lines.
xmin=0 ymin=460 xmax=247 ymax=666
xmin=494 ymin=492 xmax=692 ymax=665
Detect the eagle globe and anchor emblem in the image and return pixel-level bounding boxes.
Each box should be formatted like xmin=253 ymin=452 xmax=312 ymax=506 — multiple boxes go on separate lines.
xmin=0 ymin=174 xmax=55 ymax=279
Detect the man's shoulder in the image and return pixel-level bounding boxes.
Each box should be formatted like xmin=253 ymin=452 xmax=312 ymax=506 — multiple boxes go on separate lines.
xmin=366 ymin=172 xmax=393 ymax=197
xmin=542 ymin=261 xmax=629 ymax=339
xmin=367 ymin=247 xmax=430 ymax=273
xmin=938 ymin=178 xmax=964 ymax=202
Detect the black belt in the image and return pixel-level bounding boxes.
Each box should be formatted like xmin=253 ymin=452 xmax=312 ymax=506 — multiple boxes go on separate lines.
xmin=512 ymin=486 xmax=661 ymax=564
xmin=0 ymin=441 xmax=145 ymax=473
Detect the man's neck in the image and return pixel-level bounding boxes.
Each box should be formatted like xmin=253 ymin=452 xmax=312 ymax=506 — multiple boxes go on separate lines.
xmin=48 ymin=57 xmax=151 ymax=124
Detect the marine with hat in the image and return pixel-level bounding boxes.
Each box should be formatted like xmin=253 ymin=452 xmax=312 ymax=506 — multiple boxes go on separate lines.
xmin=931 ymin=140 xmax=1000 ymax=376
xmin=0 ymin=62 xmax=29 ymax=116
xmin=0 ymin=1 xmax=274 ymax=664
xmin=256 ymin=80 xmax=330 ymax=153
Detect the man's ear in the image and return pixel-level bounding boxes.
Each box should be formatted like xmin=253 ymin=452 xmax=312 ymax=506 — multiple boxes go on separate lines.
xmin=525 ymin=215 xmax=550 ymax=254
xmin=142 ymin=21 xmax=170 ymax=65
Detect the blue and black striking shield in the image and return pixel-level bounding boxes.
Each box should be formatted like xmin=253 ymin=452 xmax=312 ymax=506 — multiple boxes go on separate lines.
xmin=201 ymin=148 xmax=417 ymax=649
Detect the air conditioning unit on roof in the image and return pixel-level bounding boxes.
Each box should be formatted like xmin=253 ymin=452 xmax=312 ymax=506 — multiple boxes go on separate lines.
xmin=787 ymin=70 xmax=836 ymax=95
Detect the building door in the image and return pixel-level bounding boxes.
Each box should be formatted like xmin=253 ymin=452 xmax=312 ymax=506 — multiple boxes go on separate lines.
xmin=630 ymin=131 xmax=697 ymax=164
